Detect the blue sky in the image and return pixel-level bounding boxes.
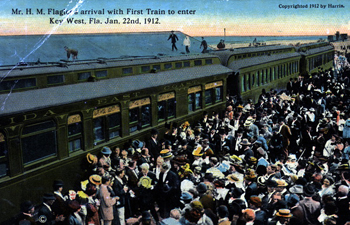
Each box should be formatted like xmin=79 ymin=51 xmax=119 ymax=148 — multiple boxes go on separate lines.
xmin=1 ymin=0 xmax=349 ymax=36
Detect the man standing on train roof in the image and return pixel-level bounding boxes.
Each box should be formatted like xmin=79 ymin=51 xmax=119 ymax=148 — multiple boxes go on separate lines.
xmin=200 ymin=37 xmax=208 ymax=53
xmin=168 ymin=30 xmax=179 ymax=51
xmin=64 ymin=46 xmax=78 ymax=61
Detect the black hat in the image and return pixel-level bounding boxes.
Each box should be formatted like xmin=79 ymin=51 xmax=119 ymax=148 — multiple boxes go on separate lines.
xmin=265 ymin=179 xmax=278 ymax=187
xmin=20 ymin=200 xmax=34 ymax=213
xmin=231 ymin=187 xmax=244 ymax=198
xmin=151 ymin=128 xmax=159 ymax=135
xmin=142 ymin=211 xmax=152 ymax=221
xmin=217 ymin=205 xmax=229 ymax=218
xmin=303 ymin=183 xmax=316 ymax=197
xmin=180 ymin=191 xmax=193 ymax=202
xmin=196 ymin=182 xmax=207 ymax=194
xmin=43 ymin=193 xmax=56 ymax=201
xmin=53 ymin=179 xmax=64 ymax=188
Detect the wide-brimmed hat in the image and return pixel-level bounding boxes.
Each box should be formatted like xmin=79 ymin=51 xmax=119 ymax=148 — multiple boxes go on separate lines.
xmin=89 ymin=174 xmax=102 ymax=185
xmin=86 ymin=153 xmax=97 ymax=164
xmin=139 ymin=176 xmax=152 ymax=189
xmin=160 ymin=149 xmax=173 ymax=159
xmin=132 ymin=139 xmax=144 ymax=150
xmin=180 ymin=191 xmax=193 ymax=202
xmin=276 ymin=209 xmax=292 ymax=218
xmin=192 ymin=146 xmax=203 ymax=157
xmin=227 ymin=174 xmax=239 ymax=182
xmin=240 ymin=139 xmax=251 ymax=146
xmin=276 ymin=179 xmax=288 ymax=187
xmin=101 ymin=146 xmax=112 ymax=155
xmin=245 ymin=169 xmax=257 ymax=180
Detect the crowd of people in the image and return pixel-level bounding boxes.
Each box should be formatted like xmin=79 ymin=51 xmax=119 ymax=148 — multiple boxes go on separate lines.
xmin=17 ymin=54 xmax=350 ymax=225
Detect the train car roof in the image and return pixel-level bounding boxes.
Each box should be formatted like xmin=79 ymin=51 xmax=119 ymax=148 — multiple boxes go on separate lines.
xmin=0 ymin=64 xmax=233 ymax=116
xmin=227 ymin=52 xmax=300 ymax=72
xmin=298 ymin=45 xmax=334 ymax=56
xmin=1 ymin=54 xmax=219 ymax=78
xmin=0 ymin=32 xmax=207 ymax=66
xmin=212 ymin=45 xmax=294 ymax=65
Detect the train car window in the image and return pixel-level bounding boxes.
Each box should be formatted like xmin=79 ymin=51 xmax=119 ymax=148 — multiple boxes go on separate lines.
xmin=164 ymin=63 xmax=172 ymax=70
xmin=122 ymin=67 xmax=133 ymax=75
xmin=256 ymin=71 xmax=260 ymax=87
xmin=248 ymin=54 xmax=251 ymax=57
xmin=22 ymin=120 xmax=57 ymax=164
xmin=93 ymin=117 xmax=105 ymax=143
xmin=269 ymin=68 xmax=272 ymax=82
xmin=129 ymin=98 xmax=151 ymax=133
xmin=47 ymin=75 xmax=65 ymax=85
xmin=184 ymin=61 xmax=190 ymax=67
xmin=238 ymin=55 xmax=242 ymax=59
xmin=205 ymin=59 xmax=213 ymax=65
xmin=96 ymin=70 xmax=108 ymax=78
xmin=188 ymin=86 xmax=202 ymax=112
xmin=68 ymin=114 xmax=83 ymax=153
xmin=142 ymin=65 xmax=151 ymax=73
xmin=215 ymin=86 xmax=223 ymax=102
xmin=153 ymin=65 xmax=161 ymax=70
xmin=78 ymin=72 xmax=91 ymax=80
xmin=158 ymin=92 xmax=176 ymax=121
xmin=242 ymin=55 xmax=246 ymax=58
xmin=247 ymin=74 xmax=251 ymax=90
xmin=205 ymin=90 xmax=212 ymax=105
xmin=0 ymin=78 xmax=36 ymax=91
xmin=92 ymin=105 xmax=121 ymax=143
xmin=0 ymin=132 xmax=8 ymax=178
xmin=251 ymin=73 xmax=255 ymax=87
xmin=175 ymin=62 xmax=182 ymax=68
xmin=194 ymin=60 xmax=202 ymax=66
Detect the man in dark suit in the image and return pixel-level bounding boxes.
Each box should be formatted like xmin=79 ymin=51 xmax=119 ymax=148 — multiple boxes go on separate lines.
xmin=167 ymin=30 xmax=179 ymax=51
xmin=336 ymin=185 xmax=350 ymax=225
xmin=37 ymin=193 xmax=64 ymax=225
xmin=112 ymin=168 xmax=129 ymax=225
xmin=156 ymin=163 xmax=180 ymax=218
xmin=146 ymin=128 xmax=161 ymax=164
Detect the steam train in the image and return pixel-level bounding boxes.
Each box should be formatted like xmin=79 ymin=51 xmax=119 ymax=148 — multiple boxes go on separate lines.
xmin=0 ymin=34 xmax=333 ymax=223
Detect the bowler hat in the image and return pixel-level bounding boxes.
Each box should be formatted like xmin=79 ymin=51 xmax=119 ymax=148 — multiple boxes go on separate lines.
xmin=180 ymin=191 xmax=193 ymax=202
xmin=20 ymin=200 xmax=34 ymax=213
xmin=196 ymin=182 xmax=207 ymax=194
xmin=43 ymin=193 xmax=56 ymax=201
xmin=303 ymin=183 xmax=316 ymax=197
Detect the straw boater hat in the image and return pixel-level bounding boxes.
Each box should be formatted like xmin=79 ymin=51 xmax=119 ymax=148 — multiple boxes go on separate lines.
xmin=89 ymin=174 xmax=102 ymax=185
xmin=227 ymin=174 xmax=240 ymax=182
xmin=160 ymin=149 xmax=173 ymax=159
xmin=86 ymin=153 xmax=98 ymax=164
xmin=276 ymin=209 xmax=292 ymax=218
xmin=245 ymin=169 xmax=257 ymax=180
